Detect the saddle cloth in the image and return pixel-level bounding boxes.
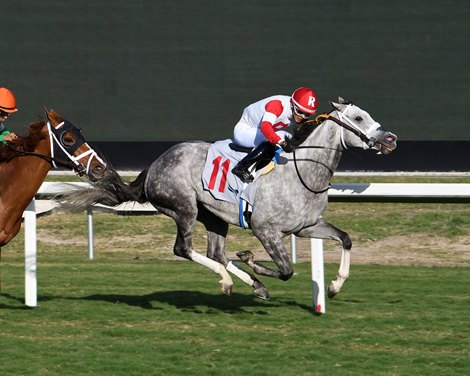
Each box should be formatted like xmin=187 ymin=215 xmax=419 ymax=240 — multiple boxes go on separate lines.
xmin=202 ymin=139 xmax=258 ymax=206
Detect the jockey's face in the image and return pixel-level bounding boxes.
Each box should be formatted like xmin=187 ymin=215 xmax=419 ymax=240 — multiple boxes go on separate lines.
xmin=0 ymin=110 xmax=10 ymax=122
xmin=291 ymin=104 xmax=312 ymax=124
xmin=293 ymin=112 xmax=305 ymax=124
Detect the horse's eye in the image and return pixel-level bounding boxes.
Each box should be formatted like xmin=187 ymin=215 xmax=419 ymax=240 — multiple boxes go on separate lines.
xmin=62 ymin=134 xmax=76 ymax=147
xmin=355 ymin=116 xmax=363 ymax=122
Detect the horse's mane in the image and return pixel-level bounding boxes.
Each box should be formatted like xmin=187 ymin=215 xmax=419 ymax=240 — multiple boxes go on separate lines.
xmin=0 ymin=120 xmax=47 ymax=162
xmin=286 ymin=111 xmax=333 ymax=150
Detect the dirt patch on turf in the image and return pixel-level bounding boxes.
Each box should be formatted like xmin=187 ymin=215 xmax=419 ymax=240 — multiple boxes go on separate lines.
xmin=34 ymin=211 xmax=470 ymax=267
xmin=226 ymin=233 xmax=470 ymax=267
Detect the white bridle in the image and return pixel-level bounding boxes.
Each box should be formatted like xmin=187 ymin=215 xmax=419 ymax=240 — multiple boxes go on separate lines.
xmin=47 ymin=121 xmax=106 ymax=174
xmin=336 ymin=104 xmax=381 ymax=150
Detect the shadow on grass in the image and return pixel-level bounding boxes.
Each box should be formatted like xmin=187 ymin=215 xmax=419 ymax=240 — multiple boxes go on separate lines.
xmin=1 ymin=290 xmax=313 ymax=314
xmin=0 ymin=293 xmax=35 ymax=310
xmin=78 ymin=290 xmax=313 ymax=314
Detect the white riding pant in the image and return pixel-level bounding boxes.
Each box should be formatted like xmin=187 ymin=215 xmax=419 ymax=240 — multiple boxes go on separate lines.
xmin=233 ymin=121 xmax=291 ymax=148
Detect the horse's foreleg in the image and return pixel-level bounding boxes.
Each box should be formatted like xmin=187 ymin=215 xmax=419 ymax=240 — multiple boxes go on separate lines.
xmin=296 ymin=220 xmax=352 ymax=298
xmin=226 ymin=261 xmax=270 ymax=300
xmin=236 ymin=250 xmax=284 ymax=278
xmin=238 ymin=231 xmax=294 ymax=281
xmin=328 ymin=247 xmax=350 ymax=298
xmin=200 ymin=209 xmax=269 ymax=300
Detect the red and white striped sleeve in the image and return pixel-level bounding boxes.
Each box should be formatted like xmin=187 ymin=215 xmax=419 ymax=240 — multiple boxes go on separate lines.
xmin=259 ymin=99 xmax=285 ymax=144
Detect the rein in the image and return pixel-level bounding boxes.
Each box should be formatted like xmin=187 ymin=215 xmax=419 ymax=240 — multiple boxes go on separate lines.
xmin=291 ymin=110 xmax=371 ymax=194
xmin=6 ymin=143 xmax=77 ymax=170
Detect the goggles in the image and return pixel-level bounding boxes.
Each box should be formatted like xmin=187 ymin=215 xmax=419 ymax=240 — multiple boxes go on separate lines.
xmin=292 ymin=105 xmax=312 ymax=119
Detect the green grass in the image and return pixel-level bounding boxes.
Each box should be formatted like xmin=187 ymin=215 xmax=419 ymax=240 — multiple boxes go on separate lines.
xmin=0 ymin=254 xmax=469 ymax=376
xmin=0 ymin=173 xmax=467 ymax=374
xmin=324 ymin=202 xmax=470 ymax=241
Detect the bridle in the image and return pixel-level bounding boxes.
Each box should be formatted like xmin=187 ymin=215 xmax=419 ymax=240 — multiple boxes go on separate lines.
xmin=292 ymin=104 xmax=379 ymax=194
xmin=7 ymin=120 xmax=105 ymax=176
xmin=319 ymin=105 xmax=381 ymax=149
xmin=47 ymin=121 xmax=104 ymax=176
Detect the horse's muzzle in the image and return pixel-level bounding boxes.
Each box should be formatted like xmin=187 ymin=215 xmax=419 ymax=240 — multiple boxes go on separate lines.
xmin=378 ymin=132 xmax=398 ymax=155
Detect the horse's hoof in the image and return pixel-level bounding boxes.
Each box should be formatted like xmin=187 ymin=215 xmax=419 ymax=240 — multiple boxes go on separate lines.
xmin=253 ymin=286 xmax=270 ymax=300
xmin=220 ymin=283 xmax=233 ymax=296
xmin=327 ymin=283 xmax=338 ymax=299
xmin=236 ymin=250 xmax=254 ymax=263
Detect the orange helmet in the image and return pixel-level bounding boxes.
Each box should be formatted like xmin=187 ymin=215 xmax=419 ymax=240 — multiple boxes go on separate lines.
xmin=0 ymin=87 xmax=18 ymax=113
xmin=291 ymin=87 xmax=318 ymax=115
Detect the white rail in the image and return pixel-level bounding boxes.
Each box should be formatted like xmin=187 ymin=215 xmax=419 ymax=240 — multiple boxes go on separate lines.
xmin=22 ymin=182 xmax=470 ymax=311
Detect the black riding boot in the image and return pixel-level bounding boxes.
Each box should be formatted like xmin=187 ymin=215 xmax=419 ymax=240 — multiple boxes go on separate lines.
xmin=231 ymin=141 xmax=276 ymax=183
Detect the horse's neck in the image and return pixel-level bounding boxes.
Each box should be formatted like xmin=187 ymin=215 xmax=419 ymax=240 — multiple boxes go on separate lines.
xmin=0 ymin=135 xmax=52 ymax=215
xmin=302 ymin=113 xmax=343 ymax=173
xmin=22 ymin=137 xmax=52 ymax=189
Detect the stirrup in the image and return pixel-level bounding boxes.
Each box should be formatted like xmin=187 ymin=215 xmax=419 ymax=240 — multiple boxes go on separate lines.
xmin=232 ymin=166 xmax=254 ymax=183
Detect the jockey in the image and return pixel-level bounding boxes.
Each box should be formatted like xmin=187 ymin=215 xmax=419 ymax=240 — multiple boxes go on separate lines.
xmin=231 ymin=86 xmax=318 ymax=183
xmin=0 ymin=87 xmax=19 ymax=144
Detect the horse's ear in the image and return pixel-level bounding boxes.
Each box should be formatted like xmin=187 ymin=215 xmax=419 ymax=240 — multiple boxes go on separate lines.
xmin=44 ymin=107 xmax=52 ymax=121
xmin=329 ymin=100 xmax=340 ymax=110
xmin=44 ymin=108 xmax=64 ymax=125
xmin=330 ymin=97 xmax=353 ymax=111
xmin=338 ymin=97 xmax=354 ymax=105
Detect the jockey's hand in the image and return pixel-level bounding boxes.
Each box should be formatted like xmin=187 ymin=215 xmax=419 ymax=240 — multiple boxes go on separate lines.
xmin=4 ymin=133 xmax=18 ymax=142
xmin=279 ymin=140 xmax=294 ymax=153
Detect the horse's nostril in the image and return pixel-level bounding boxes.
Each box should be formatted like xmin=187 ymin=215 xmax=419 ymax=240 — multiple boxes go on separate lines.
xmin=93 ymin=165 xmax=106 ymax=173
xmin=386 ymin=135 xmax=396 ymax=143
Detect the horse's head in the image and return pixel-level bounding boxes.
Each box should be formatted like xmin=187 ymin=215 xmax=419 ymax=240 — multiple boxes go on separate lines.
xmin=45 ymin=108 xmax=107 ymax=181
xmin=329 ymin=97 xmax=397 ymax=154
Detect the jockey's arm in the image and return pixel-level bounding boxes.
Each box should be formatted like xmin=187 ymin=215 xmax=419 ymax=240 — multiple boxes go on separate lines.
xmin=260 ymin=121 xmax=282 ymax=144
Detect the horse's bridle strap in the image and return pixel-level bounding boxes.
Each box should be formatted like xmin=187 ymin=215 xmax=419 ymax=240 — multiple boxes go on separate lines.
xmin=6 ymin=143 xmax=76 ymax=170
xmin=319 ymin=113 xmax=369 ymax=143
xmin=47 ymin=122 xmax=102 ymax=175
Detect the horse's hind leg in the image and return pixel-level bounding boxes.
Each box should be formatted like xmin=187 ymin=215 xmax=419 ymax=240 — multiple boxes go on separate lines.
xmin=198 ymin=207 xmax=270 ymax=300
xmin=296 ymin=220 xmax=352 ymax=298
xmin=161 ymin=205 xmax=233 ymax=295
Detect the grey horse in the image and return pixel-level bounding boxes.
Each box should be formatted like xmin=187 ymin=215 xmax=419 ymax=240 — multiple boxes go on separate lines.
xmin=61 ymin=98 xmax=397 ymax=300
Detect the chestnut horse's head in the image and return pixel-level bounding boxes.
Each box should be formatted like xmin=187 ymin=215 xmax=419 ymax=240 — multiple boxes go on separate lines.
xmin=45 ymin=108 xmax=107 ymax=181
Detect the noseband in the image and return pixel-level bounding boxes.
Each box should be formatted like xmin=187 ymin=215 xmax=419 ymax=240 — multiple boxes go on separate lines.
xmin=47 ymin=121 xmax=103 ymax=176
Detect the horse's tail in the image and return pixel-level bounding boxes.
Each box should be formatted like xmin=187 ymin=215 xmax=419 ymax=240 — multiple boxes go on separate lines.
xmin=58 ymin=167 xmax=149 ymax=212
xmin=125 ymin=168 xmax=148 ymax=203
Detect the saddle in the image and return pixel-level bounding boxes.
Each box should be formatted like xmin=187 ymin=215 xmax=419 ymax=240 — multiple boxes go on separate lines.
xmin=228 ymin=142 xmax=277 ymax=175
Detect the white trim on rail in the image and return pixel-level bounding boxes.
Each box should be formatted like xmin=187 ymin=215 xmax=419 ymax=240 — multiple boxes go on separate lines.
xmin=36 ymin=182 xmax=470 ymax=200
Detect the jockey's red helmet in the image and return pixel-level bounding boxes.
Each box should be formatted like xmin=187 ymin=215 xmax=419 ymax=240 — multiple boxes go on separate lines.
xmin=0 ymin=87 xmax=18 ymax=113
xmin=291 ymin=87 xmax=318 ymax=115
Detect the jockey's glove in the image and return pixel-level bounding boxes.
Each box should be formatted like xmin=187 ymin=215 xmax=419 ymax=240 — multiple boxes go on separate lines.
xmin=279 ymin=140 xmax=294 ymax=153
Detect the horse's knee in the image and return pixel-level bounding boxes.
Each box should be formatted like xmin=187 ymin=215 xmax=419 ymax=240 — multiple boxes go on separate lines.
xmin=173 ymin=245 xmax=191 ymax=259
xmin=341 ymin=233 xmax=352 ymax=250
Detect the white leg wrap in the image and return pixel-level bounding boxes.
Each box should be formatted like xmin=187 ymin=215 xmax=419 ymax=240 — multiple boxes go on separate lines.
xmin=227 ymin=261 xmax=255 ymax=287
xmin=331 ymin=249 xmax=351 ymax=293
xmin=190 ymin=251 xmax=233 ymax=285
xmin=338 ymin=249 xmax=351 ymax=280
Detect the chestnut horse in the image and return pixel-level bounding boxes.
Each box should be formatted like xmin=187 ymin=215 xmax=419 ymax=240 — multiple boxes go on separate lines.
xmin=0 ymin=108 xmax=107 ymax=250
